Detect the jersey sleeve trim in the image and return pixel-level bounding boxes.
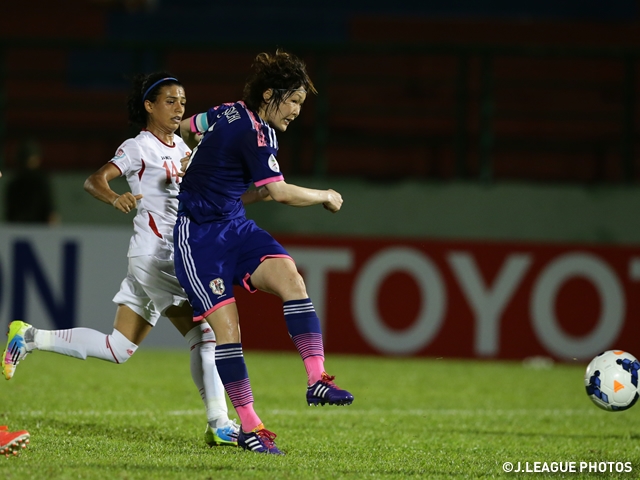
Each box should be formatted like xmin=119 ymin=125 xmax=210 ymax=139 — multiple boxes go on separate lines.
xmin=109 ymin=161 xmax=124 ymax=176
xmin=191 ymin=113 xmax=209 ymax=134
xmin=254 ymin=175 xmax=284 ymax=187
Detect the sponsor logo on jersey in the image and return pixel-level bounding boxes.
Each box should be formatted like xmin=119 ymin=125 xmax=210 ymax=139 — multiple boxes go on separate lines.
xmin=209 ymin=278 xmax=226 ymax=296
xmin=268 ymin=154 xmax=280 ymax=173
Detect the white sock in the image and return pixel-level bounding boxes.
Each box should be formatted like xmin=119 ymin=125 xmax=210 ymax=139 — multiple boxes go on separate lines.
xmin=32 ymin=327 xmax=138 ymax=364
xmin=185 ymin=324 xmax=229 ymax=427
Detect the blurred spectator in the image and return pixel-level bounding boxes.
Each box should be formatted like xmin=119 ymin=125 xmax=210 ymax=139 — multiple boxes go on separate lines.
xmin=5 ymin=139 xmax=59 ymax=225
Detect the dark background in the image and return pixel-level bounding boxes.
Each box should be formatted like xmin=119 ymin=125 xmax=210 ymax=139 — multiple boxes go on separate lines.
xmin=2 ymin=0 xmax=640 ymax=184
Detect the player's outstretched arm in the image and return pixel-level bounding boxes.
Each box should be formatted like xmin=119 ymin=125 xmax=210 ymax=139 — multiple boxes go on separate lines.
xmin=84 ymin=163 xmax=142 ymax=214
xmin=180 ymin=116 xmax=202 ymax=150
xmin=241 ymin=186 xmax=272 ymax=205
xmin=264 ymin=180 xmax=342 ymax=212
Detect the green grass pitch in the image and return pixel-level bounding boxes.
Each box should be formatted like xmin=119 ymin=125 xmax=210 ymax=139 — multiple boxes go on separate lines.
xmin=1 ymin=349 xmax=639 ymax=479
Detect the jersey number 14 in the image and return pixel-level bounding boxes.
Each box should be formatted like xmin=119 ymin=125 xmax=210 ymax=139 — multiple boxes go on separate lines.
xmin=163 ymin=161 xmax=180 ymax=184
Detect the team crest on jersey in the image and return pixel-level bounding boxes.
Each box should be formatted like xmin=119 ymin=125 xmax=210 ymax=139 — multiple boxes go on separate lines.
xmin=268 ymin=154 xmax=280 ymax=173
xmin=113 ymin=148 xmax=125 ymax=160
xmin=209 ymin=278 xmax=226 ymax=296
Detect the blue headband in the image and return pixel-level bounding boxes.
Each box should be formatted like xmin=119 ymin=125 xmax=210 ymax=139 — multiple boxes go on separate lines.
xmin=142 ymin=77 xmax=179 ymax=103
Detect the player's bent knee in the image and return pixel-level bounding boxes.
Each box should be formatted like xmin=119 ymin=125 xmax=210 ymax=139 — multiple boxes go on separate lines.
xmin=290 ymin=273 xmax=308 ymax=296
xmin=268 ymin=272 xmax=307 ymax=299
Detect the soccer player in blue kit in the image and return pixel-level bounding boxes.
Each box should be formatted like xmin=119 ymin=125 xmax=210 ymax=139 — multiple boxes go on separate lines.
xmin=175 ymin=50 xmax=354 ymax=455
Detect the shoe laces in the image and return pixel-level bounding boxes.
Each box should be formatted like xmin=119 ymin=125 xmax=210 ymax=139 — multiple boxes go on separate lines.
xmin=320 ymin=372 xmax=338 ymax=387
xmin=256 ymin=428 xmax=277 ymax=449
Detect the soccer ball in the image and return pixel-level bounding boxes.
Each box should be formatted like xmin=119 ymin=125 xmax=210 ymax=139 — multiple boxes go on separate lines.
xmin=584 ymin=350 xmax=640 ymax=411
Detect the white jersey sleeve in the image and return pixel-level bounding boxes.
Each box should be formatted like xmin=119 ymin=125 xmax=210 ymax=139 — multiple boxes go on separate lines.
xmin=110 ymin=139 xmax=142 ymax=181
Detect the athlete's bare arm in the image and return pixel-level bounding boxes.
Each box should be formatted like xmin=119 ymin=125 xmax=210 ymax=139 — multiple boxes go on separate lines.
xmin=264 ymin=180 xmax=342 ymax=212
xmin=179 ymin=117 xmax=202 ymax=150
xmin=241 ymin=187 xmax=272 ymax=205
xmin=84 ymin=163 xmax=142 ymax=214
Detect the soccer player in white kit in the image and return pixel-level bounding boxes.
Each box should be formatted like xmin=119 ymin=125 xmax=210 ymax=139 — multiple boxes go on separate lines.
xmin=2 ymin=72 xmax=247 ymax=447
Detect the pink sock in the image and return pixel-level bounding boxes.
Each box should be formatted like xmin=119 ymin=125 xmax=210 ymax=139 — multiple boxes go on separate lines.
xmin=236 ymin=404 xmax=262 ymax=432
xmin=304 ymin=356 xmax=325 ymax=385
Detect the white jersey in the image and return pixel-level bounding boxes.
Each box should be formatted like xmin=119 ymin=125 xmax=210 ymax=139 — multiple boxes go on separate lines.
xmin=110 ymin=130 xmax=190 ymax=258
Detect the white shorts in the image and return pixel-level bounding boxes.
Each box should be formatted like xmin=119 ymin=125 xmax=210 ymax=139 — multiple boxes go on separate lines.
xmin=112 ymin=255 xmax=189 ymax=326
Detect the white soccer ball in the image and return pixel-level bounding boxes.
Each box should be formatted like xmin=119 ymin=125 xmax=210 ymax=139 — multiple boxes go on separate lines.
xmin=584 ymin=350 xmax=640 ymax=411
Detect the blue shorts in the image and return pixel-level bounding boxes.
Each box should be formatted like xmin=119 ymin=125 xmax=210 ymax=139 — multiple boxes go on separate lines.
xmin=174 ymin=215 xmax=291 ymax=320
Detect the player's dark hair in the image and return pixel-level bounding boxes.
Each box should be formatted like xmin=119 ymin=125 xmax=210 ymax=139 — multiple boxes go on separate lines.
xmin=127 ymin=72 xmax=182 ymax=128
xmin=242 ymin=49 xmax=317 ymax=113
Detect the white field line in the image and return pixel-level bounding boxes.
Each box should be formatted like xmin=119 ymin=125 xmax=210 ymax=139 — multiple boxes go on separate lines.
xmin=10 ymin=408 xmax=598 ymax=417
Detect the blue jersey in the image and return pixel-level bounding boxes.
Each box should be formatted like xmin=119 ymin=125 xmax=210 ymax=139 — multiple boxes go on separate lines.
xmin=178 ymin=101 xmax=284 ymax=224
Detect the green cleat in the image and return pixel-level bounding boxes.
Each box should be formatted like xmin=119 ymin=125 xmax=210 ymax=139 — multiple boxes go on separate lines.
xmin=204 ymin=420 xmax=239 ymax=447
xmin=2 ymin=321 xmax=32 ymax=380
